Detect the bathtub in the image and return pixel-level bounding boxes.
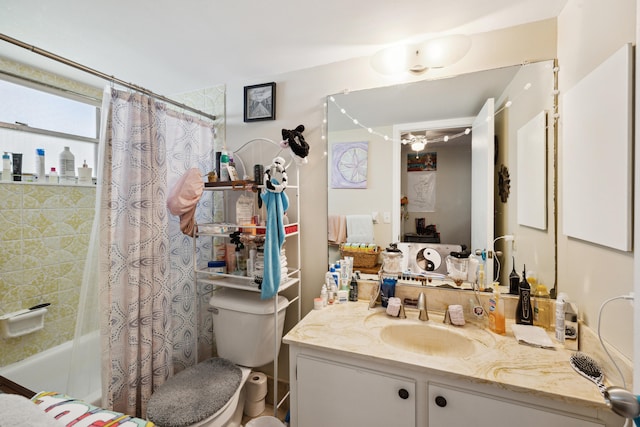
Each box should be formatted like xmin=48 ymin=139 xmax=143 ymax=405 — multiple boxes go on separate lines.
xmin=0 ymin=331 xmax=102 ymax=405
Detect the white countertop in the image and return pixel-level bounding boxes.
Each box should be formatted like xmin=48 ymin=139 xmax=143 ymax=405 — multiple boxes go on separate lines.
xmin=283 ymin=300 xmax=610 ymax=410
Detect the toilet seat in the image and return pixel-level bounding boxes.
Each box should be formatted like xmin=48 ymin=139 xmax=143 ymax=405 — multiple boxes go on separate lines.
xmin=147 ymin=358 xmax=250 ymax=427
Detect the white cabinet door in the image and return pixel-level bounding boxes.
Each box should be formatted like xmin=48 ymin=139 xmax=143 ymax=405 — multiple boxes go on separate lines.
xmin=428 ymin=384 xmax=604 ymax=427
xmin=297 ymin=355 xmax=416 ymax=427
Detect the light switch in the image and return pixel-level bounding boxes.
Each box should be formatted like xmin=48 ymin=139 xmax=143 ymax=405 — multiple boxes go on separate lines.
xmin=371 ymin=211 xmax=379 ymax=223
xmin=383 ymin=212 xmax=391 ymax=223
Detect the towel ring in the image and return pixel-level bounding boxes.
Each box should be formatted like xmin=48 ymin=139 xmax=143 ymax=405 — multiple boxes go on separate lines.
xmin=264 ymin=156 xmax=287 ymax=192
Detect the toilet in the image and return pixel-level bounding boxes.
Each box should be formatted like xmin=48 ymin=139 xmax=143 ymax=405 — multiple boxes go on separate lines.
xmin=147 ymin=288 xmax=289 ymax=427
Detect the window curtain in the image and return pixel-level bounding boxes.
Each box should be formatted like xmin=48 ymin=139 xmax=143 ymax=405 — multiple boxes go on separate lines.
xmin=68 ymin=87 xmax=216 ymax=418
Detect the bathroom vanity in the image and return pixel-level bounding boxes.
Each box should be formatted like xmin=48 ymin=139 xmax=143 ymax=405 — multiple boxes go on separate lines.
xmin=283 ymin=301 xmax=624 ymax=427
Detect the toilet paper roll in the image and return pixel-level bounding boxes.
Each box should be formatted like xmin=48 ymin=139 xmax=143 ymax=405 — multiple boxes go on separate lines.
xmin=245 ymin=371 xmax=268 ymax=402
xmin=243 ymin=398 xmax=266 ymax=417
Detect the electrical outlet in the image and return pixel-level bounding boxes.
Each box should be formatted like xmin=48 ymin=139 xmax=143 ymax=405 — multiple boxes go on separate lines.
xmin=371 ymin=211 xmax=379 ymax=223
xmin=383 ymin=212 xmax=391 ymax=223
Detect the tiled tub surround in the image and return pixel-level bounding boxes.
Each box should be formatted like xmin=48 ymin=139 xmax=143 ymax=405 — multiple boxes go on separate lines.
xmin=284 ymin=290 xmax=631 ymax=425
xmin=0 ymin=182 xmax=95 ymax=366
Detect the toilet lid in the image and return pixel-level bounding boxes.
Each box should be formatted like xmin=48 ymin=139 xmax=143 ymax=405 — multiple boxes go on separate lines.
xmin=147 ymin=357 xmax=242 ymax=427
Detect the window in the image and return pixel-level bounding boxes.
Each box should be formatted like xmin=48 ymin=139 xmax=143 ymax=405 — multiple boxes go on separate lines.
xmin=0 ymin=77 xmax=99 ymax=178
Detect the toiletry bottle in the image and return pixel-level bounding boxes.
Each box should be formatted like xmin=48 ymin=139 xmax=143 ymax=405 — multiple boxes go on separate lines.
xmin=330 ymin=266 xmax=339 ymax=288
xmin=2 ymin=152 xmax=10 ymax=181
xmin=325 ymin=270 xmax=334 ymax=288
xmin=488 ymin=286 xmax=505 ymax=334
xmin=508 ymin=257 xmax=520 ymax=295
xmin=515 ymin=265 xmax=533 ymax=325
xmin=219 ymin=151 xmax=230 ymax=181
xmin=49 ymin=167 xmax=59 ymax=184
xmin=477 ymin=263 xmax=485 ymax=291
xmin=349 ymin=275 xmax=358 ymax=301
xmin=11 ymin=153 xmax=22 ymax=181
xmin=532 ymin=283 xmax=551 ymax=330
xmin=59 ymin=146 xmax=75 ymax=184
xmin=555 ymin=292 xmax=567 ymax=343
xmin=35 ymin=148 xmax=45 ymax=181
xmin=320 ymin=284 xmax=328 ymax=307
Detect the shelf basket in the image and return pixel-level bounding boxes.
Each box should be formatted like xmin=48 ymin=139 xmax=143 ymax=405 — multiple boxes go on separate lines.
xmin=339 ymin=245 xmax=380 ymax=268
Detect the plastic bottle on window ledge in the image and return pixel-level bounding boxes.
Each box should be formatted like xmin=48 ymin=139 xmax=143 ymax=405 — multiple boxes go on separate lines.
xmin=59 ymin=146 xmax=75 ymax=184
xmin=49 ymin=167 xmax=59 ymax=184
xmin=2 ymin=152 xmax=10 ymax=182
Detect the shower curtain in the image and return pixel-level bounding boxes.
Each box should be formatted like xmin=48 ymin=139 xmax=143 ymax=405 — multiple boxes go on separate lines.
xmin=69 ymin=87 xmax=216 ymax=417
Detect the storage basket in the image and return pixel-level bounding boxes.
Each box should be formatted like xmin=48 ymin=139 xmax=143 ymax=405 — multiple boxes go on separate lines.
xmin=340 ymin=245 xmax=380 ymax=268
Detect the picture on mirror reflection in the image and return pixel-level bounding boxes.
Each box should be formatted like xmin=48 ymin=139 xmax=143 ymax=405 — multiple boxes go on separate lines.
xmin=407 ymin=152 xmax=437 ymax=171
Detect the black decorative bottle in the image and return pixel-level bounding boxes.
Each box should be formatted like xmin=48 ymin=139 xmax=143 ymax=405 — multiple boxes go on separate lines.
xmin=509 ymin=257 xmax=520 ymax=295
xmin=515 ymin=265 xmax=533 ymax=325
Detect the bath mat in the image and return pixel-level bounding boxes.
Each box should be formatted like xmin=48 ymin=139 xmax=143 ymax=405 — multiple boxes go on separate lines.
xmin=146 ymin=357 xmax=242 ymax=427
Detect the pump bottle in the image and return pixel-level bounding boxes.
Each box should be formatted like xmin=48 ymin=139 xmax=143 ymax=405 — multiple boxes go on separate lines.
xmin=488 ymin=285 xmax=505 ymax=334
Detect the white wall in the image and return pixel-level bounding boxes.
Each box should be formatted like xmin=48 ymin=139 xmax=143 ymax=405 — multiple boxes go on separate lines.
xmin=225 ymin=18 xmax=557 ymax=316
xmin=557 ymin=0 xmax=635 ymax=362
xmin=223 ymin=19 xmax=557 ymax=380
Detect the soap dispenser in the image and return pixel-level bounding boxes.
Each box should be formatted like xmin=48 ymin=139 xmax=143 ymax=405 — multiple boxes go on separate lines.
xmin=515 ymin=265 xmax=533 ymax=325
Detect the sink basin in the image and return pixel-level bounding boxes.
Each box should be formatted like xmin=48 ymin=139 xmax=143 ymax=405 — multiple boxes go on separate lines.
xmin=380 ymin=323 xmax=479 ymax=358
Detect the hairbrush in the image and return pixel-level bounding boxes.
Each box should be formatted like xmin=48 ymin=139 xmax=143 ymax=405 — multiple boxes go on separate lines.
xmin=569 ymin=352 xmax=606 ymax=395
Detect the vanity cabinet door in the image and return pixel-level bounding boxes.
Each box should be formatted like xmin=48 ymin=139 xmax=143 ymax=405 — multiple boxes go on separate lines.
xmin=428 ymin=384 xmax=604 ymax=427
xmin=297 ymin=355 xmax=416 ymax=427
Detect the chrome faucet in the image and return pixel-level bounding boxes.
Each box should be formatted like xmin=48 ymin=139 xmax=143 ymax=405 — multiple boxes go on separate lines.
xmin=417 ymin=292 xmax=429 ymax=321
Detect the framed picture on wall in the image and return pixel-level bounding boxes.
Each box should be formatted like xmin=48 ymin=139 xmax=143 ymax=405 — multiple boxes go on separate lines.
xmin=244 ymin=82 xmax=276 ymax=122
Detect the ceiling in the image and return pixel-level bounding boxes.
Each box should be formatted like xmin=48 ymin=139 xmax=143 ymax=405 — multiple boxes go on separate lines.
xmin=0 ymin=0 xmax=567 ymax=95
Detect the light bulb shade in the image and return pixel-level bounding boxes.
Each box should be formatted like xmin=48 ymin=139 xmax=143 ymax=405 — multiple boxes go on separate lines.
xmin=411 ymin=141 xmax=426 ymax=151
xmin=370 ymin=44 xmax=418 ymax=75
xmin=371 ymin=34 xmax=471 ymax=75
xmin=417 ymin=35 xmax=471 ymax=69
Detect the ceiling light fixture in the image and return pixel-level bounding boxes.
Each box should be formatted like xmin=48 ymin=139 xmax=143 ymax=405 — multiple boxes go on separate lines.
xmin=370 ymin=34 xmax=472 ymax=76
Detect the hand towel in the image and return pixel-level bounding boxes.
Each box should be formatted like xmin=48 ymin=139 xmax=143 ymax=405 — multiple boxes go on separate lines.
xmin=346 ymin=214 xmax=374 ymax=243
xmin=167 ymin=168 xmax=204 ymax=235
xmin=260 ymin=180 xmax=289 ymax=299
xmin=328 ymin=215 xmax=347 ymax=245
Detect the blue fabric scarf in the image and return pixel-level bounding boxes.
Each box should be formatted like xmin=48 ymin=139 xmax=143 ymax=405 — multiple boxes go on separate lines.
xmin=260 ymin=180 xmax=289 ymax=299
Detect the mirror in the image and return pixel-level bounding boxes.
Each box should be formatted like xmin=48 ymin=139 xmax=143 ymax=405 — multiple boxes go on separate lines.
xmin=327 ymin=60 xmax=557 ymax=291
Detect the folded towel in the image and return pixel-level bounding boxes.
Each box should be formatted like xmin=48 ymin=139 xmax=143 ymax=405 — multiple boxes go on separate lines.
xmin=511 ymin=324 xmax=555 ymax=349
xmin=346 ymin=214 xmax=374 ymax=243
xmin=167 ymin=168 xmax=204 ymax=235
xmin=0 ymin=394 xmax=64 ymax=427
xmin=328 ymin=215 xmax=347 ymax=245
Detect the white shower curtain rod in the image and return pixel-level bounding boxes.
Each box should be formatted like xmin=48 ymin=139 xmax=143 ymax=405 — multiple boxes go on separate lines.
xmin=0 ymin=33 xmax=217 ymax=122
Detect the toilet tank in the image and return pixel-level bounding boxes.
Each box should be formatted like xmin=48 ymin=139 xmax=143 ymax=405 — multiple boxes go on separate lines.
xmin=209 ymin=288 xmax=289 ymax=368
